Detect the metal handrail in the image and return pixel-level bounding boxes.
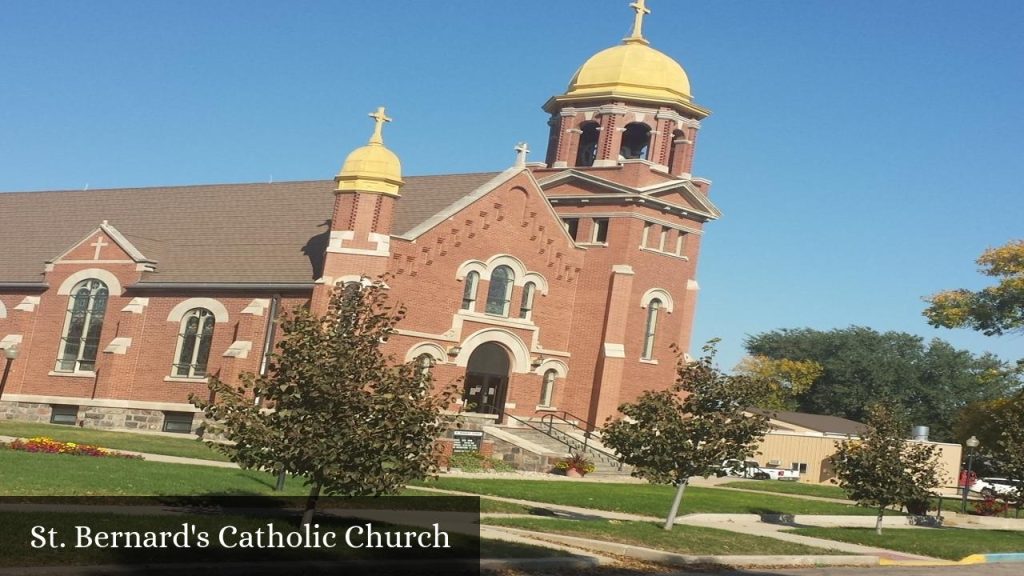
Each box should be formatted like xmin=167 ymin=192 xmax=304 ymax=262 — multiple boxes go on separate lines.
xmin=461 ymin=402 xmax=624 ymax=470
xmin=538 ymin=411 xmax=623 ymax=469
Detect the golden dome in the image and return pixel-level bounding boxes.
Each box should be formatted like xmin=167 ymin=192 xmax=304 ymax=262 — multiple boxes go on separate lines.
xmin=335 ymin=107 xmax=404 ymax=196
xmin=564 ymin=42 xmax=691 ymax=106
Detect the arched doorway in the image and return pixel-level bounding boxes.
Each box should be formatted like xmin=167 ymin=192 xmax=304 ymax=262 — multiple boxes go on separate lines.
xmin=463 ymin=342 xmax=510 ymax=417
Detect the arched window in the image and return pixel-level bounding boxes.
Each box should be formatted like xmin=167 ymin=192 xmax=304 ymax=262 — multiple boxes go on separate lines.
xmin=642 ymin=299 xmax=662 ymax=360
xmin=56 ymin=279 xmax=108 ymax=373
xmin=575 ymin=122 xmax=600 ymax=167
xmin=461 ymin=271 xmax=480 ymax=310
xmin=519 ymin=282 xmax=536 ymax=319
xmin=620 ymin=122 xmax=652 ymax=160
xmin=172 ymin=308 xmax=216 ymax=378
xmin=485 ymin=266 xmax=514 ymax=316
xmin=540 ymin=369 xmax=557 ymax=407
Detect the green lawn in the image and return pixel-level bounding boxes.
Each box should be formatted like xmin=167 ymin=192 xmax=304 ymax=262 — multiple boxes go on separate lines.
xmin=413 ymin=477 xmax=884 ymax=516
xmin=0 ymin=449 xmax=522 ymax=517
xmin=486 ymin=517 xmax=842 ymax=556
xmin=788 ymin=527 xmax=1024 ymax=561
xmin=0 ymin=421 xmax=229 ymax=461
xmin=720 ymin=481 xmax=973 ymax=515
xmin=721 ymin=480 xmax=850 ymax=500
xmin=0 ymin=447 xmax=305 ymax=496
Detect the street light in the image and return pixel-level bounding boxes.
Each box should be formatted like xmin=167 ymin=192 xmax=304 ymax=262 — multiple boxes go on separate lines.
xmin=960 ymin=435 xmax=981 ymax=514
xmin=0 ymin=345 xmax=18 ymax=401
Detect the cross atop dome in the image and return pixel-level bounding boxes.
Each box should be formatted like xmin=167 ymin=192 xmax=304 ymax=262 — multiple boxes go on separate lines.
xmin=626 ymin=0 xmax=651 ymax=45
xmin=368 ymin=106 xmax=392 ymax=145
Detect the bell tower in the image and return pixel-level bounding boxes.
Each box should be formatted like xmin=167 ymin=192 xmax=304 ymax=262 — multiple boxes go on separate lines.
xmin=542 ymin=0 xmax=710 ymax=177
xmin=317 ymin=107 xmax=404 ymax=312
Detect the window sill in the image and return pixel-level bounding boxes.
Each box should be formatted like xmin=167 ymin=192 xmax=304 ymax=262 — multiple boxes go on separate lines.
xmin=577 ymin=242 xmax=608 ymax=247
xmin=48 ymin=371 xmax=96 ymax=379
xmin=639 ymin=247 xmax=689 ymax=261
xmin=639 ymin=358 xmax=659 ymax=365
xmin=164 ymin=376 xmax=210 ymax=384
xmin=456 ymin=310 xmax=536 ymax=329
xmin=536 ymin=405 xmax=559 ymax=412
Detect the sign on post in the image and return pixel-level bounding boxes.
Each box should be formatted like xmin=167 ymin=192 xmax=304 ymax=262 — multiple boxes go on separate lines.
xmin=452 ymin=430 xmax=484 ymax=453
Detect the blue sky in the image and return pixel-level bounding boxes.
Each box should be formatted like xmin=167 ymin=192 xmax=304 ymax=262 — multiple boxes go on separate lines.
xmin=2 ymin=1 xmax=1021 ymax=370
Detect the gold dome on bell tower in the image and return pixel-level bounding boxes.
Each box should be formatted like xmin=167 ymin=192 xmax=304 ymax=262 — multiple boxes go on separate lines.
xmin=336 ymin=107 xmax=404 ymax=196
xmin=545 ymin=0 xmax=708 ymax=118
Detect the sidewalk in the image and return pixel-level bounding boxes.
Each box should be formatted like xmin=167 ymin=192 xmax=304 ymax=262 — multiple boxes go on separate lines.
xmin=416 ymin=484 xmax=943 ymax=562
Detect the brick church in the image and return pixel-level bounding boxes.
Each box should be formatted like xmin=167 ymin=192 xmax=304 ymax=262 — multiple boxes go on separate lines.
xmin=0 ymin=2 xmax=719 ymax=434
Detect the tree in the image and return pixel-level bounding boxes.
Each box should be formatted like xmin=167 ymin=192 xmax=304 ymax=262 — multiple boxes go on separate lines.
xmin=602 ymin=341 xmax=771 ymax=530
xmin=745 ymin=326 xmax=1020 ymax=441
xmin=830 ymin=405 xmax=944 ymax=534
xmin=991 ymin=404 xmax=1024 ymax=514
xmin=924 ymin=239 xmax=1024 ymax=336
xmin=733 ymin=355 xmax=822 ymax=411
xmin=192 ymin=279 xmax=456 ymax=525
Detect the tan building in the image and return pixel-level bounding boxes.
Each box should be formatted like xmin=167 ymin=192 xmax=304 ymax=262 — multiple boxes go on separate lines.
xmin=752 ymin=410 xmax=962 ymax=486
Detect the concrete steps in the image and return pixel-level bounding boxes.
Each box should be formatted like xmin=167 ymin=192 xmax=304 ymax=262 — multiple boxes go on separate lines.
xmin=491 ymin=425 xmax=630 ymax=476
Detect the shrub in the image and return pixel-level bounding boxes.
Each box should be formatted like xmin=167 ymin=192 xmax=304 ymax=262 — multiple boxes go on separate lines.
xmin=448 ymin=451 xmax=514 ymax=473
xmin=973 ymin=495 xmax=1009 ymax=516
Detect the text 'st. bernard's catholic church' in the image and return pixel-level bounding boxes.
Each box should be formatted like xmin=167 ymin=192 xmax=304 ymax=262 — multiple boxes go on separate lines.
xmin=0 ymin=1 xmax=719 ymax=434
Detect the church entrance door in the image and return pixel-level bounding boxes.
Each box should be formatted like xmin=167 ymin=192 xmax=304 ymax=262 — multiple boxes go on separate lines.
xmin=463 ymin=343 xmax=510 ymax=419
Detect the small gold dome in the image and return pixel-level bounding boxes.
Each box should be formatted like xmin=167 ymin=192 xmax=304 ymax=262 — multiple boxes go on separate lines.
xmin=565 ymin=42 xmax=691 ymax=106
xmin=335 ymin=107 xmax=404 ymax=196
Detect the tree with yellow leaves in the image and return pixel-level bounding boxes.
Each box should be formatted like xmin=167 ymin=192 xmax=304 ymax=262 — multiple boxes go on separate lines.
xmin=733 ymin=355 xmax=822 ymax=411
xmin=924 ymin=239 xmax=1024 ymax=336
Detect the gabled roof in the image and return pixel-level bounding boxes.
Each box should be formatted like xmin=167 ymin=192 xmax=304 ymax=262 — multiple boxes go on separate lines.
xmin=0 ymin=173 xmax=499 ymax=285
xmin=48 ymin=221 xmax=155 ymax=266
xmin=536 ymin=169 xmax=721 ymax=220
xmin=752 ymin=408 xmax=868 ymax=436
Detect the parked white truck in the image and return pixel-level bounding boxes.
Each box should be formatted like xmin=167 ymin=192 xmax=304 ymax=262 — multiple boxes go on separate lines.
xmin=717 ymin=459 xmax=800 ymax=481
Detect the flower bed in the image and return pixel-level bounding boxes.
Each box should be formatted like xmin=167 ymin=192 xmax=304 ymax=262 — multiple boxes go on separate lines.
xmin=6 ymin=437 xmax=142 ymax=459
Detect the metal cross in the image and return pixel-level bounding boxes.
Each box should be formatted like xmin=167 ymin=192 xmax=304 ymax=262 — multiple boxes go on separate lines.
xmin=368 ymin=106 xmax=392 ymax=144
xmin=629 ymin=0 xmax=651 ymax=41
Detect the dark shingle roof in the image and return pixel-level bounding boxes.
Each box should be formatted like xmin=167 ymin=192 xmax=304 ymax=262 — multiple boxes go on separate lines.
xmin=0 ymin=173 xmax=500 ymax=285
xmin=752 ymin=409 xmax=868 ymax=436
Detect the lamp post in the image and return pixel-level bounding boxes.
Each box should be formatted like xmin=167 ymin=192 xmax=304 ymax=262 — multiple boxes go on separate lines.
xmin=960 ymin=435 xmax=980 ymax=514
xmin=0 ymin=345 xmax=18 ymax=401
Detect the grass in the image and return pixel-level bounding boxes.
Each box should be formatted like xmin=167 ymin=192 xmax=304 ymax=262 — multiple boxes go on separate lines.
xmin=485 ymin=517 xmax=842 ymax=556
xmin=721 ymin=480 xmax=849 ymax=500
xmin=0 ymin=421 xmax=229 ymax=461
xmin=0 ymin=449 xmax=532 ymax=518
xmin=413 ymin=477 xmax=885 ymax=516
xmin=0 ymin=447 xmax=306 ymax=496
xmin=788 ymin=527 xmax=1024 ymax=560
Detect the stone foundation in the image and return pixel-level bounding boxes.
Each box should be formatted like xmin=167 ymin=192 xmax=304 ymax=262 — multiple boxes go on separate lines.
xmin=0 ymin=400 xmax=203 ymax=435
xmin=0 ymin=401 xmax=53 ymax=424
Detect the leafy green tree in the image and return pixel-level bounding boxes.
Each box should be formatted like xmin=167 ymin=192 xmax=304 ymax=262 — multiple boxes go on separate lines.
xmin=192 ymin=280 xmax=456 ymax=525
xmin=602 ymin=341 xmax=771 ymax=530
xmin=830 ymin=405 xmax=944 ymax=534
xmin=992 ymin=405 xmax=1024 ymax=513
xmin=733 ymin=355 xmax=822 ymax=411
xmin=745 ymin=327 xmax=1019 ymax=441
xmin=924 ymin=239 xmax=1024 ymax=336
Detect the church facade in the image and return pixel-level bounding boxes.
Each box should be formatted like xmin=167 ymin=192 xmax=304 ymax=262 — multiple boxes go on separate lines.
xmin=0 ymin=3 xmax=719 ymax=434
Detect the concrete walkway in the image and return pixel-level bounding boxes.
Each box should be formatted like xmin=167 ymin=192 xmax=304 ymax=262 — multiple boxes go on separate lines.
xmin=410 ymin=485 xmax=943 ymax=562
